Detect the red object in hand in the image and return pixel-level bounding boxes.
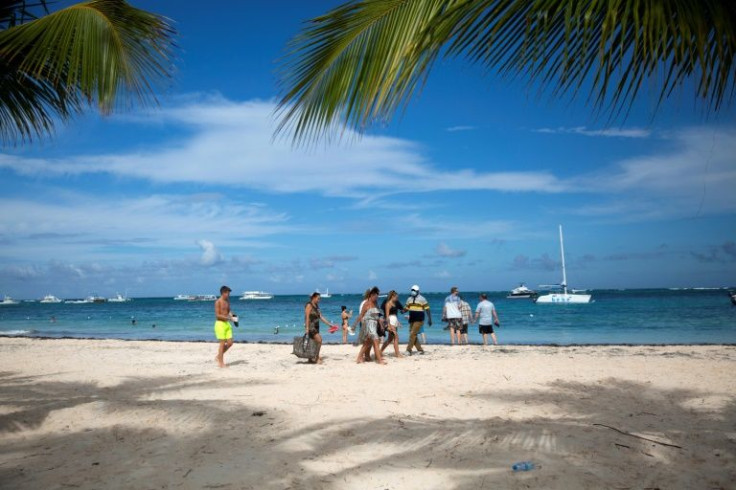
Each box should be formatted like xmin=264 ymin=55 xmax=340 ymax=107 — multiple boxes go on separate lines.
xmin=328 ymin=325 xmax=339 ymax=334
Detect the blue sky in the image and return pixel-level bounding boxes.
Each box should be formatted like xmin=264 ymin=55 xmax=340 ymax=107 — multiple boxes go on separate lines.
xmin=1 ymin=1 xmax=735 ymax=299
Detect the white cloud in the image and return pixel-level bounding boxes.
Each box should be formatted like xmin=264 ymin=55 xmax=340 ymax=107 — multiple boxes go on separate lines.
xmin=0 ymin=98 xmax=568 ymax=198
xmin=197 ymin=239 xmax=222 ymax=266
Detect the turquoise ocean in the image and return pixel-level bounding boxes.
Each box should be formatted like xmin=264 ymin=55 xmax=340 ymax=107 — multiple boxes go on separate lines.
xmin=1 ymin=289 xmax=734 ymax=345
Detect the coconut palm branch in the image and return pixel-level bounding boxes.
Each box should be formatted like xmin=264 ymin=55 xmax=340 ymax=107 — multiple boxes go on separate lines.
xmin=276 ymin=0 xmax=736 ymax=145
xmin=0 ymin=0 xmax=176 ymax=146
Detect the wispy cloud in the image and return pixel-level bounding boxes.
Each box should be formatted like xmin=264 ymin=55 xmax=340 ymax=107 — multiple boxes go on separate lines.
xmin=535 ymin=126 xmax=652 ymax=138
xmin=569 ymin=127 xmax=736 ymax=220
xmin=435 ymin=242 xmax=466 ymax=258
xmin=446 ymin=125 xmax=476 ymax=132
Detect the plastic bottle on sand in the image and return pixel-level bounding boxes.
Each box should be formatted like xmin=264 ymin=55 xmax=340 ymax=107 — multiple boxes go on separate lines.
xmin=511 ymin=461 xmax=537 ymax=472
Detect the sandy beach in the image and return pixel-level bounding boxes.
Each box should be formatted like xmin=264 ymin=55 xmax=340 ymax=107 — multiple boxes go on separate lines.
xmin=0 ymin=338 xmax=734 ymax=489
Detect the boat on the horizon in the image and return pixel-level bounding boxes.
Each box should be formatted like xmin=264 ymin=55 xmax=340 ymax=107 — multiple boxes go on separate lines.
xmin=173 ymin=294 xmax=194 ymax=301
xmin=315 ymin=288 xmax=332 ymax=298
xmin=65 ymin=298 xmax=90 ymax=304
xmin=239 ymin=291 xmax=274 ymax=300
xmin=190 ymin=294 xmax=216 ymax=301
xmin=87 ymin=294 xmax=107 ymax=303
xmin=535 ymin=225 xmax=592 ymax=304
xmin=108 ymin=292 xmax=131 ymax=303
xmin=1 ymin=295 xmax=19 ymax=305
xmin=507 ymin=283 xmax=538 ymax=299
xmin=40 ymin=294 xmax=62 ymax=303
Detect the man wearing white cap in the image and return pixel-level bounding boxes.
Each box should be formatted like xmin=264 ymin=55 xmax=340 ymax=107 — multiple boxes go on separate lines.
xmin=404 ymin=284 xmax=432 ymax=355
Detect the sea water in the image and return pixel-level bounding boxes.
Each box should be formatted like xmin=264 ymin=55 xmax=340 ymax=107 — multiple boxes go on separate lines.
xmin=0 ymin=289 xmax=734 ymax=345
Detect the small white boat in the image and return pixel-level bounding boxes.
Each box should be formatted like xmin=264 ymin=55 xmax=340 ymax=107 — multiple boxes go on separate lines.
xmin=108 ymin=293 xmax=131 ymax=303
xmin=87 ymin=294 xmax=107 ymax=303
xmin=174 ymin=294 xmax=194 ymax=301
xmin=507 ymin=283 xmax=537 ymax=299
xmin=65 ymin=298 xmax=90 ymax=304
xmin=239 ymin=291 xmax=274 ymax=300
xmin=190 ymin=294 xmax=217 ymax=301
xmin=315 ymin=288 xmax=332 ymax=298
xmin=40 ymin=294 xmax=62 ymax=304
xmin=1 ymin=295 xmax=19 ymax=305
xmin=535 ymin=225 xmax=592 ymax=304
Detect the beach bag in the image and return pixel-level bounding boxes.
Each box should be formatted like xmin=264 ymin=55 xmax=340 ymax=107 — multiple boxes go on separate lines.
xmin=292 ymin=334 xmax=319 ymax=359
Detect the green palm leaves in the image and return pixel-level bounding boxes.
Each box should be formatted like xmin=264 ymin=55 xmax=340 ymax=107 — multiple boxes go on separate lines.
xmin=277 ymin=0 xmax=736 ymax=144
xmin=0 ymin=0 xmax=176 ymax=146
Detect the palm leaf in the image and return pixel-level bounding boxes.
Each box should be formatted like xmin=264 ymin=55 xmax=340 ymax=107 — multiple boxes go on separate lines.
xmin=277 ymin=0 xmax=736 ymax=145
xmin=0 ymin=0 xmax=176 ymax=146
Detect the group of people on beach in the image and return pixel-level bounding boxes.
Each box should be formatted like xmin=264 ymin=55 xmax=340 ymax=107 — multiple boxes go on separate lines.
xmin=213 ymin=284 xmax=500 ymax=367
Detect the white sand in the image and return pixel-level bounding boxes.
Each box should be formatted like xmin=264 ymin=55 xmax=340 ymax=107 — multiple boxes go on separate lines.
xmin=0 ymin=338 xmax=735 ymax=489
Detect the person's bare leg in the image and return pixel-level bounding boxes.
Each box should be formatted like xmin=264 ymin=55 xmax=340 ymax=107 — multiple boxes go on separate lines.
xmin=491 ymin=332 xmax=498 ymax=345
xmin=393 ymin=331 xmax=403 ymax=357
xmin=373 ymin=338 xmax=386 ymax=364
xmin=314 ymin=333 xmax=323 ymax=363
xmin=216 ymin=340 xmax=227 ymax=367
xmin=356 ymin=339 xmax=370 ymax=363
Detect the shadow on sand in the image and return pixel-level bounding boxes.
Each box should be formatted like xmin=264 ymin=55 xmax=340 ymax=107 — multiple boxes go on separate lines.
xmin=0 ymin=371 xmax=734 ymax=489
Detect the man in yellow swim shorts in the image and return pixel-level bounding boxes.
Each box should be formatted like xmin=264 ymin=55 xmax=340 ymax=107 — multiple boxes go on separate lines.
xmin=214 ymin=285 xmax=235 ymax=367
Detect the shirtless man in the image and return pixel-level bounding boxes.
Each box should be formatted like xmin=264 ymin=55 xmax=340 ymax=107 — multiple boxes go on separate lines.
xmin=214 ymin=285 xmax=235 ymax=367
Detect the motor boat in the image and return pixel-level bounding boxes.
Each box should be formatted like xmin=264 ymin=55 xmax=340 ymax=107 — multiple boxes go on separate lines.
xmin=174 ymin=294 xmax=194 ymax=301
xmin=40 ymin=294 xmax=62 ymax=303
xmin=507 ymin=283 xmax=537 ymax=299
xmin=535 ymin=225 xmax=592 ymax=304
xmin=190 ymin=294 xmax=217 ymax=301
xmin=239 ymin=291 xmax=274 ymax=300
xmin=1 ymin=295 xmax=19 ymax=305
xmin=108 ymin=293 xmax=131 ymax=303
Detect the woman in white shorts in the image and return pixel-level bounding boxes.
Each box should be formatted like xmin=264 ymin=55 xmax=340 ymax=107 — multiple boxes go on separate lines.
xmin=381 ymin=290 xmax=404 ymax=358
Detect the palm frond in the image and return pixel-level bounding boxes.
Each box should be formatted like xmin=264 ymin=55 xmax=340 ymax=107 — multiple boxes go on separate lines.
xmin=277 ymin=0 xmax=736 ymax=145
xmin=0 ymin=0 xmax=176 ymax=146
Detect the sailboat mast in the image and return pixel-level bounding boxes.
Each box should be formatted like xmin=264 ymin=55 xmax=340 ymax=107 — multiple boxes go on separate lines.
xmin=558 ymin=225 xmax=568 ymax=295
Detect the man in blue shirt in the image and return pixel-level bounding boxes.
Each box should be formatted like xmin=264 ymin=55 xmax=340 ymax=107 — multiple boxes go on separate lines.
xmin=474 ymin=293 xmax=500 ymax=346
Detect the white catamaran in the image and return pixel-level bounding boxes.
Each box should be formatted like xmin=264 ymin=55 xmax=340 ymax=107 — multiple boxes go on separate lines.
xmin=535 ymin=225 xmax=592 ymax=304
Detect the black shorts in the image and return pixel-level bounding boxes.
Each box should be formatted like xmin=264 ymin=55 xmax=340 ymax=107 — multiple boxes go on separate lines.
xmin=460 ymin=323 xmax=468 ymax=334
xmin=479 ymin=324 xmax=494 ymax=334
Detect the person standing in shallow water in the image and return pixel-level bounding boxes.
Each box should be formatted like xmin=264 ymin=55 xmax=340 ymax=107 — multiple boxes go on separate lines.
xmin=304 ymin=292 xmax=332 ymax=364
xmin=340 ymin=305 xmax=352 ymax=344
xmin=214 ymin=285 xmax=235 ymax=368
